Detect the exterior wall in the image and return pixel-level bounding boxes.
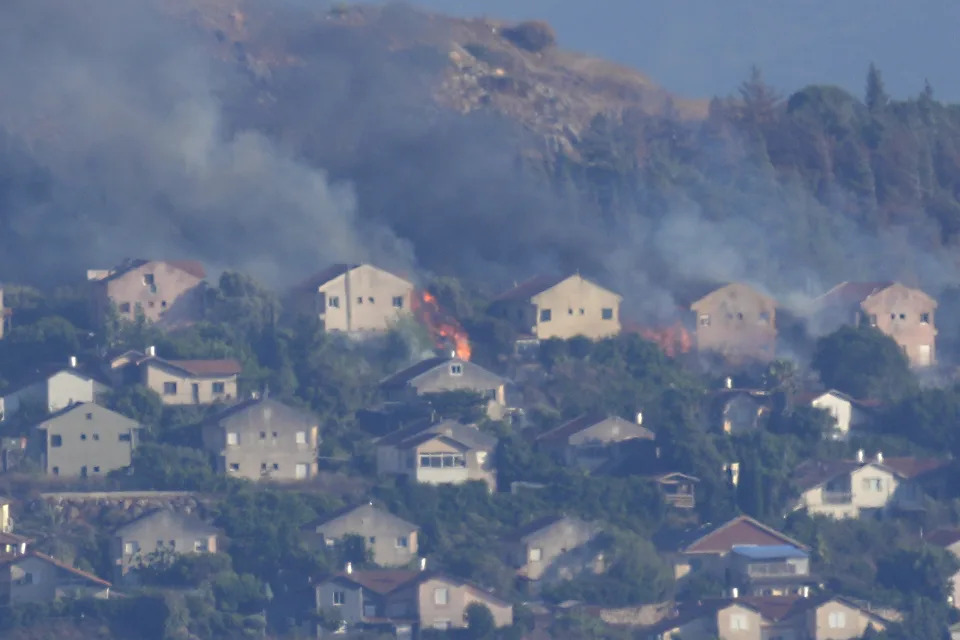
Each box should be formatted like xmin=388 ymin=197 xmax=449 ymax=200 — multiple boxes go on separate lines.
xmin=112 ymin=519 xmax=217 ymax=576
xmin=530 ymin=276 xmax=621 ymax=340
xmin=417 ymin=577 xmax=512 ymax=630
xmin=715 ymin=603 xmax=762 ymax=640
xmin=860 ymin=284 xmax=937 ymax=367
xmin=405 ymin=361 xmax=507 ymax=419
xmin=314 ymin=512 xmax=419 ymax=568
xmin=811 ymin=394 xmax=853 ymax=437
xmin=518 ymin=519 xmax=599 ymax=582
xmin=950 ymin=568 xmax=960 ymax=610
xmin=808 ymin=601 xmax=885 ymax=640
xmin=96 ymin=261 xmax=204 ymax=326
xmin=692 ymin=284 xmax=777 ymax=364
xmin=47 ymin=371 xmax=105 ymax=414
xmin=143 ymin=364 xmax=237 ymax=406
xmin=4 ymin=557 xmax=109 ymax=604
xmin=800 ymin=465 xmax=899 ymax=519
xmin=0 ymin=503 xmax=9 ymax=533
xmin=316 ymin=582 xmax=364 ymax=624
xmin=39 ymin=406 xmax=138 ymax=477
xmin=567 ymin=418 xmax=652 ymax=447
xmin=313 ymin=265 xmax=414 ymax=334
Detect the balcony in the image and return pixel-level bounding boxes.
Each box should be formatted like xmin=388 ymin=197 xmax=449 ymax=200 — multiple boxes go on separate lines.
xmin=823 ymin=491 xmax=853 ymax=505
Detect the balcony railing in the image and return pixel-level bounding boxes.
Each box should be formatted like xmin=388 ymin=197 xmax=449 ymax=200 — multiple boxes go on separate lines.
xmin=823 ymin=491 xmax=853 ymax=505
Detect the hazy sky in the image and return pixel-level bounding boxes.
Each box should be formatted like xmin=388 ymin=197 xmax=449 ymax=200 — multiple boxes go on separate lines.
xmin=396 ymin=0 xmax=960 ymax=102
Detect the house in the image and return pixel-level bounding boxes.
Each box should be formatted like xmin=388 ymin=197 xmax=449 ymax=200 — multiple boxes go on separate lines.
xmin=667 ymin=515 xmax=808 ymax=581
xmin=88 ymin=258 xmax=207 ymax=327
xmin=795 ymin=389 xmax=874 ymax=440
xmin=689 ymin=283 xmax=777 ymax=364
xmin=31 ymin=403 xmax=141 ymax=477
xmin=791 ymin=452 xmax=949 ymax=519
xmin=507 ymin=515 xmax=603 ymax=584
xmin=375 ymin=420 xmax=498 ymax=492
xmin=110 ymin=509 xmax=219 ymax=580
xmin=0 ymin=286 xmax=6 ymax=339
xmin=315 ymin=567 xmax=513 ymax=635
xmin=641 ymin=594 xmax=890 ymax=640
xmin=302 ymin=503 xmax=420 ymax=568
xmin=926 ymin=528 xmax=960 ymax=610
xmin=380 ymin=356 xmax=508 ymax=421
xmin=292 ymin=263 xmax=415 ymax=334
xmin=0 ymin=357 xmax=109 ymax=422
xmin=490 ymin=273 xmax=622 ymax=341
xmin=200 ymin=397 xmax=319 ymax=481
xmin=140 ymin=354 xmax=241 ymax=406
xmin=710 ymin=384 xmax=773 ymax=435
xmin=812 ymin=281 xmax=938 ymax=368
xmin=641 ymin=472 xmax=700 ymax=510
xmin=536 ymin=414 xmax=654 ymax=471
xmin=728 ymin=545 xmax=815 ymax=597
xmin=0 ymin=551 xmax=111 ymax=604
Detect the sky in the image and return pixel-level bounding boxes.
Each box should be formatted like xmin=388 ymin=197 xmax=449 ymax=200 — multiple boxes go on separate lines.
xmin=394 ymin=0 xmax=960 ymax=102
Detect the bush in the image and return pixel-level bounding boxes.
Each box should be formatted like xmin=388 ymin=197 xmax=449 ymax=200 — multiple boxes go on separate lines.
xmin=501 ymin=21 xmax=556 ymax=53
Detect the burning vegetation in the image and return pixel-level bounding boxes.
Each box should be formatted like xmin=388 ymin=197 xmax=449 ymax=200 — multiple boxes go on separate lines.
xmin=636 ymin=320 xmax=693 ymax=358
xmin=413 ymin=291 xmax=472 ymax=361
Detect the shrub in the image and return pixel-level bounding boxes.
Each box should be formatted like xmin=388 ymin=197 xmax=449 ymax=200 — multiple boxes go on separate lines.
xmin=501 ymin=21 xmax=556 ymax=53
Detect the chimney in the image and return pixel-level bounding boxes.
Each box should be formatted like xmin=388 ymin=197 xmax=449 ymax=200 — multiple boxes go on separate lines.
xmin=856 ymin=449 xmax=865 ymax=463
xmin=730 ymin=587 xmax=739 ymax=599
xmin=635 ymin=411 xmax=643 ymax=426
xmin=724 ymin=376 xmax=733 ymax=389
xmin=449 ymin=350 xmax=457 ymax=359
xmin=655 ymin=446 xmax=661 ymax=460
xmin=876 ymin=451 xmax=884 ymax=464
xmin=345 ymin=562 xmax=352 ymax=575
xmin=68 ymin=355 xmax=78 ymax=369
xmin=419 ymin=557 xmax=427 ymax=572
xmin=802 ymin=586 xmax=809 ymax=598
xmin=145 ymin=345 xmax=156 ymax=357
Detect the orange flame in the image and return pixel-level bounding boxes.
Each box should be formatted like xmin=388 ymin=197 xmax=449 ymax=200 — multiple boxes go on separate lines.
xmin=637 ymin=321 xmax=693 ymax=358
xmin=413 ymin=291 xmax=472 ymax=361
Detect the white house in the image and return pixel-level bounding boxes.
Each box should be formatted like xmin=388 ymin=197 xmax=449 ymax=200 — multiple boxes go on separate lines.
xmin=0 ymin=359 xmax=109 ymax=422
xmin=799 ymin=389 xmax=873 ymax=440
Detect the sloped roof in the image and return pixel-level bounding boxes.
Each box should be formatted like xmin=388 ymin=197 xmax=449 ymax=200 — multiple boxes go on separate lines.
xmin=793 ymin=457 xmax=948 ymax=492
xmin=925 ymin=528 xmax=960 ymax=548
xmin=680 ymin=515 xmax=808 ymax=554
xmin=493 ymin=275 xmax=567 ymax=302
xmin=536 ymin=414 xmax=654 ymax=445
xmin=306 ymin=503 xmax=418 ymax=533
xmin=2 ymin=362 xmax=109 ymax=396
xmin=329 ymin=570 xmax=420 ymax=595
xmin=144 ymin=357 xmax=242 ymax=377
xmin=0 ymin=551 xmax=111 ymax=587
xmin=114 ymin=508 xmax=218 ymax=539
xmin=688 ymin=282 xmax=776 ymax=310
xmin=377 ymin=419 xmax=497 ymax=451
xmin=816 ymin=281 xmax=895 ymax=307
xmin=295 ymin=263 xmax=359 ymax=291
xmin=0 ymin=531 xmax=32 ymax=547
xmin=36 ymin=402 xmax=140 ymax=432
xmin=511 ymin=515 xmax=569 ymax=541
xmin=379 ymin=357 xmax=505 ymax=389
xmin=100 ymin=258 xmax=206 ymax=282
xmin=881 ymin=457 xmax=949 ymax=479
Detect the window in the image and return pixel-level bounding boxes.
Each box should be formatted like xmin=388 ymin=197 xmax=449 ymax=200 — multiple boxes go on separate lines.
xmin=50 ymin=435 xmax=62 ymax=448
xmin=52 ymin=467 xmax=59 ymax=475
xmin=450 ymin=364 xmax=463 ymax=376
xmin=212 ymin=382 xmax=225 ymax=394
xmin=226 ymin=432 xmax=238 ymax=446
xmin=729 ymin=614 xmax=749 ymax=630
xmin=272 ymin=431 xmax=278 ymax=439
xmin=333 ymin=591 xmax=345 ymax=606
xmin=862 ymin=477 xmax=883 ymax=492
xmin=169 ymin=540 xmax=176 ymax=550
xmin=368 ymin=536 xmax=376 ymax=544
xmin=396 ymin=536 xmax=408 ymax=548
xmin=85 ymin=413 xmax=93 ymax=420
xmin=579 ymin=308 xmax=585 ymax=315
xmin=528 ymin=547 xmax=542 ymax=562
xmin=156 ymin=540 xmax=164 ymax=549
xmin=119 ymin=302 xmax=131 ymax=313
xmin=161 ymin=300 xmax=167 ymax=308
xmin=147 ymin=301 xmax=155 ymax=308
xmin=899 ymin=313 xmax=906 ymax=320
xmin=392 ymin=296 xmax=404 ymax=308
xmin=124 ymin=541 xmax=140 ymax=555
xmin=296 ymin=431 xmax=307 ymax=444
xmin=194 ymin=539 xmax=207 ymax=552
xmin=272 ymin=463 xmax=279 ymax=471
xmin=260 ymin=463 xmax=267 ymax=472
xmin=432 ymin=621 xmax=451 ymax=630
xmin=869 ymin=314 xmax=878 ymax=326
xmin=92 ymin=433 xmax=100 ymax=441
xmin=143 ymin=274 xmax=155 ymax=286
xmin=117 ymin=432 xmax=131 ymax=443
xmin=163 ymin=382 xmax=177 ymax=395
xmin=828 ymin=611 xmax=846 ymax=628
xmin=15 ymin=572 xmax=34 ymax=586
xmin=890 ymin=313 xmax=896 ymax=320
xmin=93 ymin=466 xmax=100 ymax=473
xmin=368 ymin=296 xmax=375 ymax=303
xmin=736 ymin=312 xmax=744 ymax=320
xmin=433 ymin=587 xmax=449 ymax=605
xmin=356 ymin=297 xmax=363 ymax=304
xmin=229 ymin=463 xmax=239 ymax=471
xmin=295 ymin=463 xmax=309 ymax=479
xmin=921 ymin=312 xmax=931 ymax=324
xmin=539 ymin=309 xmax=552 ymax=322
xmin=419 ymin=453 xmax=466 ymax=468
xmin=699 ymin=314 xmax=710 ymax=326
xmin=80 ymin=433 xmax=87 ymax=441
xmin=328 ymin=296 xmax=340 ymax=309
xmin=567 ymin=308 xmax=573 ymax=315
xmin=259 ymin=431 xmax=267 ymax=441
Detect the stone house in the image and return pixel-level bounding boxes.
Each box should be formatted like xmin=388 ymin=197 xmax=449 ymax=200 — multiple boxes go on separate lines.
xmin=791 ymin=453 xmax=948 ymax=519
xmin=507 ymin=515 xmax=603 ymax=585
xmin=140 ymin=354 xmax=241 ymax=406
xmin=110 ymin=509 xmax=219 ymax=581
xmin=0 ymin=551 xmax=111 ymax=604
xmin=689 ymin=283 xmax=777 ymax=364
xmin=88 ymin=258 xmax=207 ymax=327
xmin=291 ymin=263 xmax=415 ymax=334
xmin=200 ymin=397 xmax=319 ymax=481
xmin=0 ymin=358 xmax=109 ymax=422
xmin=536 ymin=414 xmax=654 ymax=471
xmin=32 ymin=403 xmax=141 ymax=477
xmin=812 ymin=281 xmax=938 ymax=367
xmin=375 ymin=420 xmax=498 ymax=492
xmin=302 ymin=503 xmax=420 ymax=568
xmin=380 ymin=356 xmax=508 ymax=420
xmin=490 ymin=273 xmax=622 ymax=341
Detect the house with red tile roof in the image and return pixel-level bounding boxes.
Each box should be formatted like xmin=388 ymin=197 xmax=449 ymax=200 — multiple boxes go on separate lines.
xmin=140 ymin=353 xmax=242 ymax=406
xmin=0 ymin=551 xmax=111 ymax=604
xmin=811 ymin=281 xmax=938 ymax=368
xmin=489 ymin=273 xmax=622 ymax=341
xmin=88 ymin=258 xmax=208 ymax=328
xmin=791 ymin=452 xmax=949 ymax=519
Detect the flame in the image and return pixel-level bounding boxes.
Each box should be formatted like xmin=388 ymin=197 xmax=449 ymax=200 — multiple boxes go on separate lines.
xmin=637 ymin=321 xmax=692 ymax=358
xmin=413 ymin=291 xmax=472 ymax=361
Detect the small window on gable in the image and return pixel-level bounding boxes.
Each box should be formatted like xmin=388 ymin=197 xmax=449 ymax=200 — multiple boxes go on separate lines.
xmin=357 ymin=297 xmax=363 ymax=304
xmin=921 ymin=312 xmax=931 ymax=324
xmin=392 ymin=296 xmax=404 ymax=308
xmin=699 ymin=314 xmax=710 ymax=326
xmin=226 ymin=432 xmax=238 ymax=446
xmin=85 ymin=413 xmax=93 ymax=420
xmin=368 ymin=296 xmax=375 ymax=303
xmin=450 ymin=364 xmax=463 ymax=376
xmin=602 ymin=308 xmax=614 ymax=320
xmin=295 ymin=431 xmax=307 ymax=444
xmin=119 ymin=302 xmax=131 ymax=314
xmin=333 ymin=591 xmax=345 ymax=606
xmin=529 ymin=547 xmax=542 ymax=562
xmin=328 ymin=296 xmax=340 ymax=309
xmin=143 ymin=274 xmax=155 ymax=286
xmin=539 ymin=309 xmax=552 ymax=322
xmin=50 ymin=435 xmax=62 ymax=448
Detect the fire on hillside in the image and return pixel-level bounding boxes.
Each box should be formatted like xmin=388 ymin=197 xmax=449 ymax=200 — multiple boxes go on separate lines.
xmin=412 ymin=291 xmax=472 ymax=361
xmin=635 ymin=320 xmax=693 ymax=358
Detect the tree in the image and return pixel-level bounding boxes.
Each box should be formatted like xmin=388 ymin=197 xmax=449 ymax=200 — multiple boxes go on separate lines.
xmin=812 ymin=326 xmax=915 ymax=401
xmin=738 ymin=65 xmax=780 ymax=127
xmin=865 ymin=63 xmax=889 ymax=112
xmin=463 ymin=602 xmax=495 ymax=639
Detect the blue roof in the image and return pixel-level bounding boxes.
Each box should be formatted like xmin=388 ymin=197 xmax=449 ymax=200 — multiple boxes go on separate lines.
xmin=731 ymin=544 xmax=808 ymax=560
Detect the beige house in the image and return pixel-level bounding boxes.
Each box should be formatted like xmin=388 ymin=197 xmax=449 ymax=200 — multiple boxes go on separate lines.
xmin=792 ymin=453 xmax=948 ymax=519
xmin=32 ymin=403 xmax=141 ymax=477
xmin=642 ymin=595 xmax=890 ymax=640
xmin=416 ymin=574 xmax=513 ymax=630
xmin=813 ymin=281 xmax=938 ymax=367
xmin=490 ymin=273 xmax=622 ymax=340
xmin=141 ymin=355 xmax=241 ymax=406
xmin=302 ymin=503 xmax=420 ymax=568
xmin=381 ymin=356 xmax=508 ymax=420
xmin=508 ymin=515 xmax=603 ymax=584
xmin=536 ymin=413 xmax=654 ymax=471
xmin=375 ymin=420 xmax=498 ymax=492
xmin=111 ymin=509 xmax=219 ymax=580
xmin=0 ymin=359 xmax=110 ymax=422
xmin=690 ymin=283 xmax=777 ymax=364
xmin=88 ymin=259 xmax=206 ymax=327
xmin=0 ymin=551 xmax=111 ymax=604
xmin=292 ymin=263 xmax=414 ymax=334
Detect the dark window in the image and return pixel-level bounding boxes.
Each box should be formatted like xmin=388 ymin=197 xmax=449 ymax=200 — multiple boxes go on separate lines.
xmin=539 ymin=309 xmax=552 ymax=322
xmin=869 ymin=314 xmax=878 ymax=326
xmin=602 ymin=308 xmax=614 ymax=320
xmin=119 ymin=302 xmax=131 ymax=313
xmin=899 ymin=313 xmax=906 ymax=320
xmin=699 ymin=314 xmax=710 ymax=326
xmin=51 ymin=467 xmax=59 ymax=475
xmin=93 ymin=466 xmax=100 ymax=473
xmin=921 ymin=312 xmax=931 ymax=324
xmin=328 ymin=296 xmax=340 ymax=309
xmin=392 ymin=296 xmax=404 ymax=308
xmin=229 ymin=463 xmax=240 ymax=471
xmin=567 ymin=308 xmax=573 ymax=315
xmin=147 ymin=301 xmax=155 ymax=308
xmin=450 ymin=364 xmax=463 ymax=375
xmin=212 ymin=382 xmax=225 ymax=394
xmin=259 ymin=431 xmax=267 ymax=440
xmin=118 ymin=433 xmax=132 ymax=442
xmin=368 ymin=296 xmax=375 ymax=303
xmin=93 ymin=433 xmax=100 ymax=441
xmin=80 ymin=433 xmax=87 ymax=441
xmin=161 ymin=300 xmax=167 ymax=308
xmin=357 ymin=297 xmax=363 ymax=304
xmin=50 ymin=435 xmax=62 ymax=448
xmin=143 ymin=274 xmax=155 ymax=286
xmin=163 ymin=382 xmax=177 ymax=395
xmin=368 ymin=536 xmax=376 ymax=544
xmin=272 ymin=463 xmax=279 ymax=471
xmin=260 ymin=463 xmax=267 ymax=471
xmin=85 ymin=413 xmax=93 ymax=420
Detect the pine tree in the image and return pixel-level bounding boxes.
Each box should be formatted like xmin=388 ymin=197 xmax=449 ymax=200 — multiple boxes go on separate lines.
xmin=865 ymin=62 xmax=889 ymax=112
xmin=738 ymin=65 xmax=780 ymax=126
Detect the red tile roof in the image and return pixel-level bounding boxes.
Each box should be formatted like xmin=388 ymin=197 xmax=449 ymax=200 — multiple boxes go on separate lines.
xmin=880 ymin=457 xmax=949 ymax=479
xmin=0 ymin=551 xmax=111 ymax=587
xmin=793 ymin=457 xmax=948 ymax=491
xmin=334 ymin=570 xmax=419 ymax=595
xmin=682 ymin=516 xmax=807 ymax=554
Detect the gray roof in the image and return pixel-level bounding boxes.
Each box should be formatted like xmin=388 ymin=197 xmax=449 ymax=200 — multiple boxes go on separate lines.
xmin=307 ymin=503 xmax=418 ymax=534
xmin=114 ymin=508 xmax=218 ymax=539
xmin=35 ymin=402 xmax=139 ymax=432
xmin=205 ymin=397 xmax=317 ymax=432
xmin=377 ymin=419 xmax=498 ymax=451
xmin=380 ymin=357 xmax=506 ymax=391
